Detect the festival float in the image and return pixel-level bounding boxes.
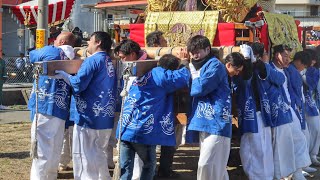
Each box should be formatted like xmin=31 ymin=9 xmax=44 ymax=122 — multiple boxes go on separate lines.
xmin=122 ymin=0 xmax=303 ymax=59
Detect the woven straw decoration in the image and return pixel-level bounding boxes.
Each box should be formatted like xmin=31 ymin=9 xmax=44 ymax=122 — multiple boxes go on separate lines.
xmin=147 ymin=0 xmax=179 ymax=12
xmin=205 ymin=0 xmax=258 ymax=22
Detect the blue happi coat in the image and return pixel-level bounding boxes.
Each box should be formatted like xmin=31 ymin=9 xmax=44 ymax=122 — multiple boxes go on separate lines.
xmin=233 ymin=76 xmax=258 ymax=135
xmin=65 ymin=95 xmax=76 ymax=129
xmin=251 ymin=64 xmax=278 ymax=128
xmin=187 ymin=57 xmax=232 ymax=138
xmin=263 ymin=63 xmax=292 ymax=127
xmin=316 ymin=69 xmax=320 ymax=109
xmin=285 ymin=64 xmax=306 ymax=129
xmin=303 ymin=67 xmax=320 ymax=117
xmin=69 ymin=52 xmax=116 ymax=129
xmin=28 ymin=46 xmax=71 ymax=121
xmin=117 ymin=67 xmax=190 ymax=146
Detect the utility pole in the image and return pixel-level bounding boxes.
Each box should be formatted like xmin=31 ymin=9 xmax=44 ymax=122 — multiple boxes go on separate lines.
xmin=36 ymin=0 xmax=48 ymax=49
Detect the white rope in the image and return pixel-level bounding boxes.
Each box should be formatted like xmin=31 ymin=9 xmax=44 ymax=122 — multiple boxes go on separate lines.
xmin=30 ymin=66 xmax=40 ymax=159
xmin=113 ymin=67 xmax=132 ymax=180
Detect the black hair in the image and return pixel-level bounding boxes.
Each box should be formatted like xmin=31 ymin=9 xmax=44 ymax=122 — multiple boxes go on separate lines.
xmin=293 ymin=51 xmax=312 ymax=67
xmin=251 ymin=42 xmax=265 ymax=58
xmin=315 ymin=46 xmax=320 ymax=68
xmin=114 ymin=40 xmax=141 ymax=56
xmin=272 ymin=44 xmax=291 ymax=59
xmin=187 ymin=35 xmax=211 ymax=53
xmin=224 ymin=52 xmax=245 ymax=68
xmin=158 ymin=54 xmax=180 ymax=70
xmin=304 ymin=49 xmax=317 ymax=61
xmin=305 ymin=48 xmax=320 ymax=68
xmin=74 ymin=34 xmax=83 ymax=47
xmin=91 ymin=31 xmax=112 ymax=52
xmin=146 ymin=31 xmax=164 ymax=47
xmin=19 ymin=53 xmax=24 ymax=56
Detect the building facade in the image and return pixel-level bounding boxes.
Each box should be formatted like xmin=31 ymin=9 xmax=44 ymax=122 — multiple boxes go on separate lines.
xmin=276 ymin=0 xmax=320 ymax=26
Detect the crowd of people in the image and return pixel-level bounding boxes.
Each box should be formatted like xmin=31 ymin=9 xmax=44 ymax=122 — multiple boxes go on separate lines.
xmin=27 ymin=30 xmax=320 ymax=180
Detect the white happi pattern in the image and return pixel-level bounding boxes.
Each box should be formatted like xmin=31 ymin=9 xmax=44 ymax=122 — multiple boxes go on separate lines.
xmin=261 ymin=98 xmax=271 ymax=114
xmin=122 ymin=108 xmax=140 ymax=129
xmin=75 ymin=95 xmax=87 ymax=113
xmin=244 ymin=97 xmax=255 ymax=121
xmin=92 ymin=91 xmax=116 ymax=117
xmin=106 ymin=61 xmax=115 ymax=77
xmin=54 ymin=80 xmax=69 ymax=110
xmin=271 ymin=96 xmax=290 ymax=118
xmin=160 ymin=112 xmax=174 ymax=135
xmin=32 ymin=79 xmax=69 ymax=110
xmin=122 ymin=96 xmax=139 ymax=129
xmin=37 ymin=86 xmax=55 ymax=102
xmin=196 ymin=101 xmax=215 ymax=120
xmin=133 ymin=72 xmax=151 ymax=87
xmin=222 ymin=95 xmax=232 ymax=121
xmin=305 ymin=93 xmax=317 ymax=108
xmin=143 ymin=114 xmax=155 ymax=134
xmin=222 ymin=106 xmax=231 ymax=121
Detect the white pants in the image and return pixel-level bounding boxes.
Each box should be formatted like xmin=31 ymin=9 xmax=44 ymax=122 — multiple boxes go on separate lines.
xmin=175 ymin=123 xmax=187 ymax=147
xmin=59 ymin=125 xmax=73 ymax=168
xmin=272 ymin=123 xmax=295 ymax=179
xmin=108 ymin=113 xmax=119 ymax=149
xmin=305 ymin=115 xmax=320 ymax=158
xmin=73 ymin=124 xmax=112 ymax=180
xmin=132 ymin=154 xmax=143 ymax=180
xmin=240 ymin=112 xmax=274 ymax=180
xmin=302 ymin=125 xmax=310 ymax=152
xmin=107 ymin=114 xmax=119 ymax=166
xmin=197 ymin=132 xmax=230 ymax=180
xmin=30 ymin=113 xmax=65 ymax=180
xmin=289 ymin=108 xmax=311 ymax=169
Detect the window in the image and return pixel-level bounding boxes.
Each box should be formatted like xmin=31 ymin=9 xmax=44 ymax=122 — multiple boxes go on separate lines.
xmin=311 ymin=6 xmax=318 ymax=16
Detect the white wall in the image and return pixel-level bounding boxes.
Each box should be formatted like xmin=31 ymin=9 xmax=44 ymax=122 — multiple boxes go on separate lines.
xmin=70 ymin=0 xmax=103 ymax=35
xmin=3 ymin=7 xmax=25 ymax=56
xmin=276 ymin=0 xmax=320 ymax=5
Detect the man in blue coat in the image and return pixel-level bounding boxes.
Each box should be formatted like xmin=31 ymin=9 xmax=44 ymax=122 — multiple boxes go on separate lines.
xmin=55 ymin=31 xmax=116 ymax=180
xmin=286 ymin=51 xmax=317 ymax=174
xmin=117 ymin=54 xmax=190 ymax=180
xmin=187 ymin=35 xmax=244 ymax=180
xmin=302 ymin=49 xmax=320 ymax=167
xmin=28 ymin=32 xmax=76 ymax=180
xmin=271 ymin=45 xmax=310 ymax=180
xmin=113 ymin=39 xmax=148 ymax=180
xmin=236 ymin=43 xmax=275 ymax=180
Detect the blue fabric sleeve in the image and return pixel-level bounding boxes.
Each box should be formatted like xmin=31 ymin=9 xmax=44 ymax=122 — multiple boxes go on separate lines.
xmin=317 ymin=77 xmax=320 ymax=96
xmin=190 ymin=61 xmax=224 ymax=97
xmin=306 ymin=67 xmax=320 ymax=90
xmin=69 ymin=58 xmax=96 ymax=93
xmin=265 ymin=63 xmax=285 ymax=87
xmin=153 ymin=67 xmax=190 ymax=93
xmin=29 ymin=49 xmax=42 ymax=63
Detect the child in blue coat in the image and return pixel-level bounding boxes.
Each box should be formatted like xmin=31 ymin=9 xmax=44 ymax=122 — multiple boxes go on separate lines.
xmin=117 ymin=54 xmax=190 ymax=180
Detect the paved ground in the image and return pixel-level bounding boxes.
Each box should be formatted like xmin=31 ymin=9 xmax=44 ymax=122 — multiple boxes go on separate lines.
xmin=3 ymin=83 xmax=32 ymax=89
xmin=0 ymin=108 xmax=30 ymax=124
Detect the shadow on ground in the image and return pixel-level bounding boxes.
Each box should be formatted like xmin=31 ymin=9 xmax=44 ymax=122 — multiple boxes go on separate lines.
xmin=0 ymin=151 xmax=29 ymax=159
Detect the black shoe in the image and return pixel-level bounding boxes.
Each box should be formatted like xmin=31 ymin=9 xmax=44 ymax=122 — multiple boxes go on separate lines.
xmin=157 ymin=170 xmax=180 ymax=179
